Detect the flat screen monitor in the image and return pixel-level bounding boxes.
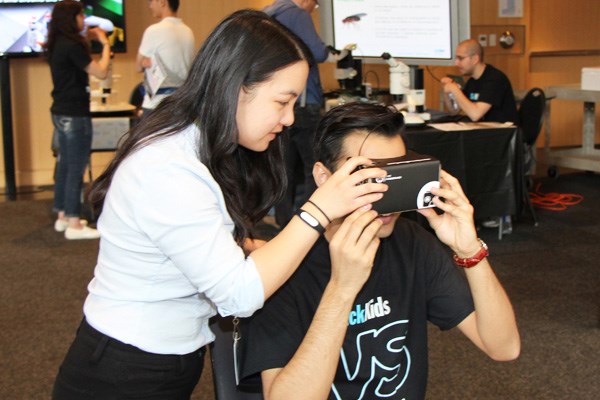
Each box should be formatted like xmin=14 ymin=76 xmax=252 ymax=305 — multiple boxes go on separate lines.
xmin=319 ymin=0 xmax=470 ymax=66
xmin=0 ymin=0 xmax=126 ymax=57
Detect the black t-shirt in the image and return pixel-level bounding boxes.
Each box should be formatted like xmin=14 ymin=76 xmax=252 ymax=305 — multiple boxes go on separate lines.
xmin=240 ymin=218 xmax=474 ymax=399
xmin=49 ymin=35 xmax=92 ymax=116
xmin=462 ymin=64 xmax=519 ymax=124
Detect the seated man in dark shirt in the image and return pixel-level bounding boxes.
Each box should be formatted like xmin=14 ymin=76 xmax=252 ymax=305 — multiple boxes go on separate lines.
xmin=240 ymin=102 xmax=520 ymax=399
xmin=441 ymin=39 xmax=519 ymax=124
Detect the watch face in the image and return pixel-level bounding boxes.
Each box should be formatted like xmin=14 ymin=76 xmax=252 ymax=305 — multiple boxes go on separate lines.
xmin=300 ymin=211 xmax=319 ymax=227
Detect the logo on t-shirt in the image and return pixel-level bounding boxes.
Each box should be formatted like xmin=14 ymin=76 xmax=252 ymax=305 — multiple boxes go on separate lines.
xmin=349 ymin=296 xmax=391 ymax=326
xmin=334 ymin=319 xmax=412 ymax=399
xmin=469 ymin=92 xmax=480 ymax=101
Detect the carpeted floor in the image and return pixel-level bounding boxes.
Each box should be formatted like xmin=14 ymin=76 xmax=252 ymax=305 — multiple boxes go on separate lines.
xmin=426 ymin=172 xmax=600 ymax=399
xmin=0 ymin=172 xmax=598 ymax=399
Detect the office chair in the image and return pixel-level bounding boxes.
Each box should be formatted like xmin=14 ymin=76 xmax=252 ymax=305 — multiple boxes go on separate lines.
xmin=518 ymin=87 xmax=546 ymax=226
xmin=209 ymin=316 xmax=263 ymax=400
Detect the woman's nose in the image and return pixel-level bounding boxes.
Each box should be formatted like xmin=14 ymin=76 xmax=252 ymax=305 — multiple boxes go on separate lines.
xmin=281 ymin=107 xmax=295 ymax=127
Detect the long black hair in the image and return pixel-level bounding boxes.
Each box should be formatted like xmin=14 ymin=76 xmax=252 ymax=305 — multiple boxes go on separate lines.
xmin=89 ymin=10 xmax=310 ymax=242
xmin=45 ymin=0 xmax=88 ymax=56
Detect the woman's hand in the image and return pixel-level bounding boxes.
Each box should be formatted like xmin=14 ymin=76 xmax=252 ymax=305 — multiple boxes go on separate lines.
xmin=87 ymin=27 xmax=108 ymax=45
xmin=307 ymin=156 xmax=388 ymax=223
xmin=417 ymin=170 xmax=480 ymax=257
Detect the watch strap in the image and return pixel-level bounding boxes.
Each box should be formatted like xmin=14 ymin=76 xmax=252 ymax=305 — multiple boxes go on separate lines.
xmin=295 ymin=209 xmax=325 ymax=234
xmin=453 ymin=238 xmax=489 ymax=268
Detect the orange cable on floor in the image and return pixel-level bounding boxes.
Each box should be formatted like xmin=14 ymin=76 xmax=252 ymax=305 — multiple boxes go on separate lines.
xmin=529 ymin=183 xmax=584 ymax=211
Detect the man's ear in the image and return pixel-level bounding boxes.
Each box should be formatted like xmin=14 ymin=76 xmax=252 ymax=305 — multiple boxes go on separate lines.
xmin=313 ymin=162 xmax=333 ymax=188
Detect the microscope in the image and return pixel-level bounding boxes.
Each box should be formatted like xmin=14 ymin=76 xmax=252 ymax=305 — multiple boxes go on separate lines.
xmin=323 ymin=44 xmax=364 ymax=111
xmin=333 ymin=44 xmax=362 ymax=95
xmin=99 ymin=53 xmax=114 ymax=104
xmin=381 ymin=52 xmax=410 ymax=106
xmin=381 ymin=52 xmax=428 ymax=124
xmin=90 ymin=52 xmax=119 ymax=109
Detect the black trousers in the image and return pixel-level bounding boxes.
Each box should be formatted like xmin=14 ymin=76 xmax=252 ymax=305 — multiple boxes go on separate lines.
xmin=275 ymin=104 xmax=321 ymax=227
xmin=52 ymin=319 xmax=206 ymax=400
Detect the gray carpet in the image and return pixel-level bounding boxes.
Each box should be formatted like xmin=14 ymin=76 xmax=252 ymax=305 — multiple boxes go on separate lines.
xmin=0 ymin=172 xmax=598 ymax=399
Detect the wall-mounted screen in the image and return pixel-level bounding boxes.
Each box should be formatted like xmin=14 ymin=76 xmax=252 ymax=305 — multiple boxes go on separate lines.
xmin=319 ymin=0 xmax=470 ymax=66
xmin=0 ymin=0 xmax=126 ymax=57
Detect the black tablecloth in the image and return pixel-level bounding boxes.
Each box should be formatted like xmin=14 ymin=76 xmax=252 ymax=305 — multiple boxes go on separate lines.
xmin=403 ymin=125 xmax=522 ymax=220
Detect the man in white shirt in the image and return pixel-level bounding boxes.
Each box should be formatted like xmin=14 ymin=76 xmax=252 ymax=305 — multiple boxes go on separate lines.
xmin=136 ymin=0 xmax=195 ymax=114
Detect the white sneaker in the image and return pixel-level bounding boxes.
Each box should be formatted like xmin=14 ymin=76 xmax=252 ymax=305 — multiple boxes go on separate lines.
xmin=54 ymin=219 xmax=87 ymax=232
xmin=481 ymin=217 xmax=501 ymax=228
xmin=481 ymin=216 xmax=513 ymax=235
xmin=65 ymin=226 xmax=100 ymax=240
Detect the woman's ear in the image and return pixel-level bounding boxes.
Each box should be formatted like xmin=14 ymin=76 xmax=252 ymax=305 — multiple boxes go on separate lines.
xmin=312 ymin=162 xmax=332 ymax=188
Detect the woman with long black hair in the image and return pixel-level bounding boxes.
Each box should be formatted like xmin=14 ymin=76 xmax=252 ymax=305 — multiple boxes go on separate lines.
xmin=46 ymin=0 xmax=111 ymax=240
xmin=52 ymin=9 xmax=387 ymax=399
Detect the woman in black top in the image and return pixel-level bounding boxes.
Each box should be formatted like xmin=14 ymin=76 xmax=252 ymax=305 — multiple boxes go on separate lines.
xmin=46 ymin=0 xmax=111 ymax=240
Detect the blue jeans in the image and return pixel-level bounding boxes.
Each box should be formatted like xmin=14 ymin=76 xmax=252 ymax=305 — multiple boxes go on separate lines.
xmin=52 ymin=114 xmax=93 ymax=218
xmin=52 ymin=319 xmax=205 ymax=399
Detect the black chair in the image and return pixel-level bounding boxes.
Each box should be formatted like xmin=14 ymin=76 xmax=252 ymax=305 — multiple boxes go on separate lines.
xmin=209 ymin=316 xmax=263 ymax=400
xmin=518 ymin=87 xmax=546 ymax=225
xmin=129 ymin=82 xmax=145 ymax=122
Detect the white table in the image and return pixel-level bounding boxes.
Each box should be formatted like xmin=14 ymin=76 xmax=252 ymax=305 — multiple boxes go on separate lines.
xmin=543 ymin=84 xmax=600 ymax=174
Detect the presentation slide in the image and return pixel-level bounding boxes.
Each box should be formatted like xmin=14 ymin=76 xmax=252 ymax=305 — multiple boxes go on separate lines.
xmin=332 ymin=0 xmax=452 ymax=60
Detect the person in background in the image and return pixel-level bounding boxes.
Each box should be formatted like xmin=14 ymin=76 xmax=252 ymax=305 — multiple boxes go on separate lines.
xmin=441 ymin=38 xmax=519 ymax=232
xmin=241 ymin=102 xmax=520 ymax=399
xmin=52 ymin=10 xmax=387 ymax=399
xmin=46 ymin=0 xmax=111 ymax=240
xmin=136 ymin=0 xmax=195 ymax=116
xmin=264 ymin=0 xmax=330 ymax=228
xmin=441 ymin=39 xmax=519 ymax=124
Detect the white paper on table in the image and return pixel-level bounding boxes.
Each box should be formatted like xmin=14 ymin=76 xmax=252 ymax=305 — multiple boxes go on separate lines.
xmin=428 ymin=121 xmax=515 ymax=131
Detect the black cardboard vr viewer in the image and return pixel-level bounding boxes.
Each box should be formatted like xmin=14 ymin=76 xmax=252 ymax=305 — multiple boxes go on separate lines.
xmin=363 ymin=152 xmax=440 ymax=215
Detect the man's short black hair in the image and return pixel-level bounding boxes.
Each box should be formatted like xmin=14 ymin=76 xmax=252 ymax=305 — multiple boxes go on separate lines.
xmin=167 ymin=0 xmax=180 ymax=12
xmin=314 ymin=102 xmax=406 ymax=172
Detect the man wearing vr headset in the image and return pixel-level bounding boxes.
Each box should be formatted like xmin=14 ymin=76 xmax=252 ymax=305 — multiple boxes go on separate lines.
xmin=240 ymin=102 xmax=520 ymax=399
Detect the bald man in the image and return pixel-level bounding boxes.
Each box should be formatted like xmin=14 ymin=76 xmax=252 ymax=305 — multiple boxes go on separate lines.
xmin=441 ymin=39 xmax=519 ymax=124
